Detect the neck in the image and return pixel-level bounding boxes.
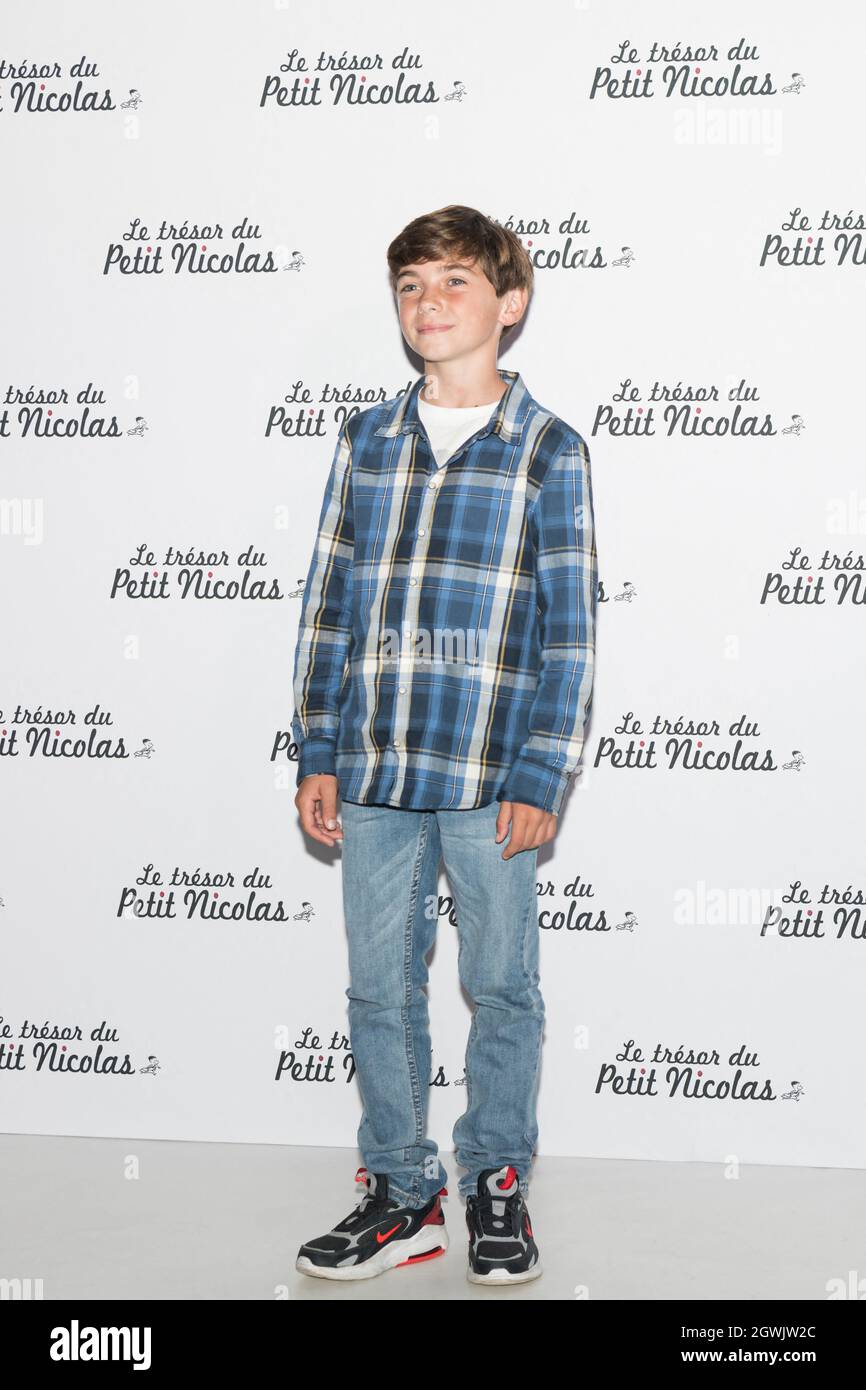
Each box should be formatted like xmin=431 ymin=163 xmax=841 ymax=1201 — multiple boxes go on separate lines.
xmin=421 ymin=361 xmax=506 ymax=408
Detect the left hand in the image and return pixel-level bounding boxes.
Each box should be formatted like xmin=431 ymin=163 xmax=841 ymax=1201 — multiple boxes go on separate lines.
xmin=495 ymin=800 xmax=558 ymax=859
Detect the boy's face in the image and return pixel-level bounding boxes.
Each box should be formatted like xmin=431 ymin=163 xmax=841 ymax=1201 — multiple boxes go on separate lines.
xmin=394 ymin=257 xmax=526 ymax=363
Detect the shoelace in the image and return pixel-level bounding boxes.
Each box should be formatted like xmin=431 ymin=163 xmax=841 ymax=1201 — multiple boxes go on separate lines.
xmin=472 ymin=1189 xmax=521 ymax=1238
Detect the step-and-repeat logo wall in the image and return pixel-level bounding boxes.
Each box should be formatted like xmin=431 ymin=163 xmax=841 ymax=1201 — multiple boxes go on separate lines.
xmin=2 ymin=3 xmax=863 ymax=1170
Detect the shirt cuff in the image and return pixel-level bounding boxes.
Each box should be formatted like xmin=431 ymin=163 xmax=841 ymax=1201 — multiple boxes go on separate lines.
xmin=497 ymin=755 xmax=571 ymax=816
xmin=295 ymin=737 xmax=338 ymax=786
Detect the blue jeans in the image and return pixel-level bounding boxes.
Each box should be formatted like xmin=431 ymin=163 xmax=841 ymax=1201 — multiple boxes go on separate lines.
xmin=339 ymin=796 xmax=545 ymax=1208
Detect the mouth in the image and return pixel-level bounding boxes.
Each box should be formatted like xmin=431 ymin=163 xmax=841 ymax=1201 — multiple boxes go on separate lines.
xmin=416 ymin=324 xmax=453 ymax=334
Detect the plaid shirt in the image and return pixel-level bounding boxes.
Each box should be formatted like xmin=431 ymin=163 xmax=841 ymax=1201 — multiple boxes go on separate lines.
xmin=291 ymin=368 xmax=597 ymax=815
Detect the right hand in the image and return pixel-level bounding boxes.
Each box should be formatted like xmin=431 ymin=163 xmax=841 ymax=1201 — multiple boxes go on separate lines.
xmin=295 ymin=773 xmax=343 ymax=847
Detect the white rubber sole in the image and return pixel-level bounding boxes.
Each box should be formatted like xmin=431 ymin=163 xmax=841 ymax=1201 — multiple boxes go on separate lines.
xmin=296 ymin=1223 xmax=449 ymax=1281
xmin=467 ymin=1259 xmax=544 ymax=1285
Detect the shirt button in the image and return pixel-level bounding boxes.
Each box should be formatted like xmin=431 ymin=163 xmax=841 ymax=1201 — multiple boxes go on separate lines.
xmin=410 ymin=578 xmax=417 ymax=585
xmin=399 ymin=686 xmax=406 ymax=693
xmin=418 ymin=528 xmax=425 ymax=536
xmin=393 ymin=739 xmax=401 ymax=748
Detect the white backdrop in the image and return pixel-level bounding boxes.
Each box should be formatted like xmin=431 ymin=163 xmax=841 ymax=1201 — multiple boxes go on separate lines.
xmin=2 ymin=0 xmax=865 ymax=1171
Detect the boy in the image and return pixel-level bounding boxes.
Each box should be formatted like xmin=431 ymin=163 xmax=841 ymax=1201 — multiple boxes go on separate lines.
xmin=290 ymin=205 xmax=597 ymax=1285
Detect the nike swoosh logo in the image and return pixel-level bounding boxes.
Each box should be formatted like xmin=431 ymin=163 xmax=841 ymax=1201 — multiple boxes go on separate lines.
xmin=376 ymin=1223 xmax=402 ymax=1244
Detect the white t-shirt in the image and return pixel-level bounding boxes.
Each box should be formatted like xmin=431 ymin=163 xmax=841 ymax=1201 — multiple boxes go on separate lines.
xmin=417 ymin=392 xmax=501 ymax=469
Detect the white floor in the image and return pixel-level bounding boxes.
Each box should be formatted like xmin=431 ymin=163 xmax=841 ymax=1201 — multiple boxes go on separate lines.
xmin=2 ymin=1134 xmax=863 ymax=1301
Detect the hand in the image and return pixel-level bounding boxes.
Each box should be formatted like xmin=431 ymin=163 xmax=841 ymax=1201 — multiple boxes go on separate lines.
xmin=295 ymin=773 xmax=343 ymax=847
xmin=495 ymin=799 xmax=558 ymax=859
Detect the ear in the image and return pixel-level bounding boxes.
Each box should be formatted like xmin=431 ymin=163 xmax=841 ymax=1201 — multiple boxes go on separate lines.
xmin=501 ymin=285 xmax=529 ymax=327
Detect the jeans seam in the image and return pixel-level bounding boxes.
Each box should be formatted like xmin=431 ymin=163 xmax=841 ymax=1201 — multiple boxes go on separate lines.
xmin=401 ymin=812 xmax=431 ymax=1198
xmin=521 ymin=881 xmax=544 ymax=1164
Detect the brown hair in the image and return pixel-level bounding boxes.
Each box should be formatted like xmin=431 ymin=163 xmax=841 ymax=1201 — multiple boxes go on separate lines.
xmin=386 ymin=204 xmax=533 ymax=338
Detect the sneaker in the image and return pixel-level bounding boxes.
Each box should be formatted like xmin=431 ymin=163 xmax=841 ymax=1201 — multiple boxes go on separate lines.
xmin=465 ymin=1164 xmax=542 ymax=1284
xmin=295 ymin=1166 xmax=448 ymax=1281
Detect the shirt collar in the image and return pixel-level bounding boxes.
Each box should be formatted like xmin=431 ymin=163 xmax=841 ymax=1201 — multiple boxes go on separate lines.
xmin=375 ymin=368 xmax=533 ymax=445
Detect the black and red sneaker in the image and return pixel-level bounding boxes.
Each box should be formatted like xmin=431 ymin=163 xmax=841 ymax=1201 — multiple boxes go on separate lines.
xmin=295 ymin=1166 xmax=448 ymax=1281
xmin=465 ymin=1165 xmax=542 ymax=1285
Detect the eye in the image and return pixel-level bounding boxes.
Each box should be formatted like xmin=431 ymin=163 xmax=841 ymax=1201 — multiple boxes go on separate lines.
xmin=398 ymin=277 xmax=466 ymax=294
